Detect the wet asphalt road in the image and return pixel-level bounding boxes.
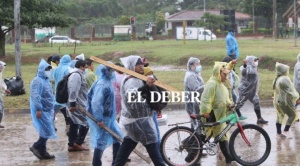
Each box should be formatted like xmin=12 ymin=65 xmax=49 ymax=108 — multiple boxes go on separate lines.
xmin=0 ymin=101 xmax=300 ymax=166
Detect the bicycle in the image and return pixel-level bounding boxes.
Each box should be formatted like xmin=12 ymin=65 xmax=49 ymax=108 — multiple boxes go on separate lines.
xmin=160 ymin=110 xmax=271 ymax=166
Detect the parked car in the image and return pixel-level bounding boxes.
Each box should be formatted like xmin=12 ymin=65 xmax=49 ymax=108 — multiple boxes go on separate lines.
xmin=35 ymin=36 xmax=52 ymax=43
xmin=48 ymin=36 xmax=81 ymax=44
xmin=198 ymin=29 xmax=217 ymax=41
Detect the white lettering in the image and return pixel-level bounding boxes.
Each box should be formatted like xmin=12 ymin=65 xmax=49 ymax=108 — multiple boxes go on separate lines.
xmin=191 ymin=91 xmax=200 ymax=103
xmin=161 ymin=91 xmax=170 ymax=103
xmin=150 ymin=91 xmax=161 ymax=103
xmin=127 ymin=91 xmax=136 ymax=103
xmin=172 ymin=91 xmax=181 ymax=102
xmin=136 ymin=91 xmax=146 ymax=103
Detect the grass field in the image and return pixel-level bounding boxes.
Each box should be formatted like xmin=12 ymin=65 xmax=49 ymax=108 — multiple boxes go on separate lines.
xmin=2 ymin=38 xmax=300 ymax=108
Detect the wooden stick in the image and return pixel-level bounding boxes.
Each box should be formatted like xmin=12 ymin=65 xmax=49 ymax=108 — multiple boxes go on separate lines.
xmin=90 ymin=56 xmax=179 ymax=92
xmin=77 ymin=106 xmax=152 ymax=164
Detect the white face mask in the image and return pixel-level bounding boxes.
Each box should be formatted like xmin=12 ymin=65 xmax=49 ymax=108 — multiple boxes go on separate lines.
xmin=147 ymin=75 xmax=154 ymax=78
xmin=253 ymin=61 xmax=258 ymax=67
xmin=45 ymin=71 xmax=51 ymax=78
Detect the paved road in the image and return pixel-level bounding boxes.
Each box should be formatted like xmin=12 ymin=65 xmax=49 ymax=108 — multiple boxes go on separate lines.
xmin=0 ymin=101 xmax=300 ymax=166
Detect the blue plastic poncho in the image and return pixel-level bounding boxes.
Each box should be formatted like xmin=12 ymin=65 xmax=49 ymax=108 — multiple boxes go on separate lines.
xmin=184 ymin=57 xmax=204 ymax=134
xmin=30 ymin=59 xmax=57 ymax=139
xmin=53 ymin=54 xmax=72 ymax=107
xmin=54 ymin=54 xmax=72 ymax=89
xmin=119 ymin=55 xmax=158 ymax=145
xmin=293 ymin=54 xmax=300 ymax=94
xmin=86 ymin=64 xmax=122 ymax=150
xmin=226 ymin=31 xmax=239 ymax=59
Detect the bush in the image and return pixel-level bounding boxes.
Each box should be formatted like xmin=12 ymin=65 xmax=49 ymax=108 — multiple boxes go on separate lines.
xmin=167 ymin=29 xmax=173 ymax=36
xmin=241 ymin=28 xmax=253 ymax=34
xmin=257 ymin=28 xmax=272 ymax=34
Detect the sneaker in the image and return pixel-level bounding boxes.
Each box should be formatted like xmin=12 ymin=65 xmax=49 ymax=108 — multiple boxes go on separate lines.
xmin=41 ymin=152 xmax=55 ymax=159
xmin=74 ymin=143 xmax=89 ymax=151
xmin=29 ymin=146 xmax=43 ymax=159
xmin=282 ymin=131 xmax=293 ymax=139
xmin=239 ymin=115 xmax=247 ymax=120
xmin=68 ymin=146 xmax=83 ymax=152
xmin=257 ymin=118 xmax=268 ymax=124
xmin=277 ymin=133 xmax=287 ymax=139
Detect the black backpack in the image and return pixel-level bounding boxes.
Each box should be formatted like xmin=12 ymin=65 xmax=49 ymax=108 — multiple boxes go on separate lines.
xmin=56 ymin=72 xmax=80 ymax=104
xmin=4 ymin=76 xmax=26 ymax=96
xmin=124 ymin=76 xmax=168 ymax=111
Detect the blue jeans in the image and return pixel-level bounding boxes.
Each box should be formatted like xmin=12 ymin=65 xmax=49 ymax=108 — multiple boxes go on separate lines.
xmin=153 ymin=112 xmax=160 ymax=146
xmin=114 ymin=137 xmax=165 ymax=166
xmin=33 ymin=136 xmax=48 ymax=155
xmin=93 ymin=142 xmax=120 ymax=166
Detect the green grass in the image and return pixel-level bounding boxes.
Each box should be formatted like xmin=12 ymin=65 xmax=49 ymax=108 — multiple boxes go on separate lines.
xmin=3 ymin=38 xmax=300 ymax=108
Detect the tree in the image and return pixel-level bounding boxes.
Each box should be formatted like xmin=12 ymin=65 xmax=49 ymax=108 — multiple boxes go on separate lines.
xmin=193 ymin=12 xmax=229 ymax=32
xmin=155 ymin=11 xmax=165 ymax=34
xmin=0 ymin=0 xmax=77 ymax=56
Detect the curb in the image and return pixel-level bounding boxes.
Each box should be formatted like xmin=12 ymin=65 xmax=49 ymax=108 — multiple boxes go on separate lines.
xmin=4 ymin=100 xmax=274 ymax=114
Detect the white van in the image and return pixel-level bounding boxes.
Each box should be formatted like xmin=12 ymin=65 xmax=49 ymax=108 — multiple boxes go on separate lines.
xmin=176 ymin=27 xmax=217 ymax=41
xmin=198 ymin=29 xmax=217 ymax=41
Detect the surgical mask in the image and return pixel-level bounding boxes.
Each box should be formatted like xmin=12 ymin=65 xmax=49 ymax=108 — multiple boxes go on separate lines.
xmin=253 ymin=61 xmax=258 ymax=67
xmin=85 ymin=68 xmax=88 ymax=73
xmin=147 ymin=74 xmax=154 ymax=78
xmin=195 ymin=65 xmax=202 ymax=73
xmin=45 ymin=71 xmax=51 ymax=78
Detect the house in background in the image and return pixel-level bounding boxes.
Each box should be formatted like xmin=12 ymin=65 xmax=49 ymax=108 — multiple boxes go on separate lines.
xmin=165 ymin=10 xmax=251 ymax=35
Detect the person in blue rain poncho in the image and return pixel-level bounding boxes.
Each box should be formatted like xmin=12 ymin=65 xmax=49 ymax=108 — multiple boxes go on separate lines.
xmin=235 ymin=55 xmax=268 ymax=124
xmin=86 ymin=64 xmax=122 ymax=166
xmin=29 ymin=59 xmax=56 ymax=160
xmin=225 ymin=29 xmax=239 ymax=59
xmin=53 ymin=54 xmax=72 ymax=134
xmin=114 ymin=55 xmax=165 ymax=166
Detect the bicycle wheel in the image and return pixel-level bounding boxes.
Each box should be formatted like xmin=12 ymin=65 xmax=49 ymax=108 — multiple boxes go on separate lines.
xmin=229 ymin=124 xmax=271 ymax=166
xmin=160 ymin=126 xmax=202 ymax=166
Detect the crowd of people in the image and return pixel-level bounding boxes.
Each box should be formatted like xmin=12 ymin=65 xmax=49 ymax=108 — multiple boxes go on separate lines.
xmin=0 ymin=30 xmax=299 ymax=165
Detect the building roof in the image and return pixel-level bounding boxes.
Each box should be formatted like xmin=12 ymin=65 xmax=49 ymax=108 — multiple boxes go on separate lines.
xmin=282 ymin=1 xmax=300 ymax=18
xmin=166 ymin=10 xmax=251 ymax=21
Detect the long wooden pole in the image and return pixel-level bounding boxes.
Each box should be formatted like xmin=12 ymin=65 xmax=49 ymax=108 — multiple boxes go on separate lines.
xmin=77 ymin=106 xmax=152 ymax=164
xmin=90 ymin=56 xmax=179 ymax=92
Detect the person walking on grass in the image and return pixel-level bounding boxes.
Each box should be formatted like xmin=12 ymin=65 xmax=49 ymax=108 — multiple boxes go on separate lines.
xmin=29 ymin=59 xmax=56 ymax=160
xmin=273 ymin=62 xmax=300 ymax=139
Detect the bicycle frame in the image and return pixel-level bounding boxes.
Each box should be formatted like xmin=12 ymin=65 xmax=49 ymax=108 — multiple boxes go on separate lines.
xmin=169 ymin=112 xmax=251 ymax=147
xmin=212 ymin=112 xmax=251 ymax=146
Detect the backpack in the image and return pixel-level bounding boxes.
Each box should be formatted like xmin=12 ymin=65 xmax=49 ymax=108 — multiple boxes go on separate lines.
xmin=4 ymin=76 xmax=25 ymax=96
xmin=56 ymin=72 xmax=81 ymax=104
xmin=123 ymin=76 xmax=168 ymax=111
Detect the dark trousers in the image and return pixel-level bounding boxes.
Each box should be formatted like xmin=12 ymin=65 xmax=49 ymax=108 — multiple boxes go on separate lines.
xmin=68 ymin=120 xmax=89 ymax=146
xmin=114 ymin=137 xmax=165 ymax=166
xmin=60 ymin=107 xmax=70 ymax=125
xmin=33 ymin=136 xmax=48 ymax=155
xmin=93 ymin=142 xmax=120 ymax=166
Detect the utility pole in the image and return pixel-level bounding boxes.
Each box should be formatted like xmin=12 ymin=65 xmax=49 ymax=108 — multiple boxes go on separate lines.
xmin=273 ymin=0 xmax=277 ymax=40
xmin=14 ymin=0 xmax=22 ymax=76
xmin=294 ymin=0 xmax=297 ymax=47
xmin=204 ymin=0 xmax=206 ymax=12
xmin=252 ymin=0 xmax=255 ymax=34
